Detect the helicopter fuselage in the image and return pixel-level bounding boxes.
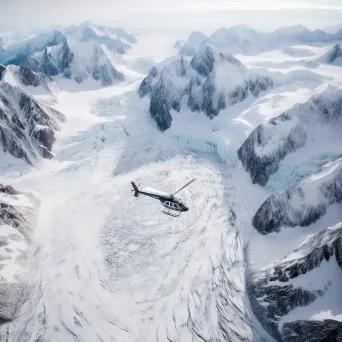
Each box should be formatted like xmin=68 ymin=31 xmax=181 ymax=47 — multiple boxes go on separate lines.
xmin=137 ymin=190 xmax=189 ymax=212
xmin=131 ymin=181 xmax=191 ymax=216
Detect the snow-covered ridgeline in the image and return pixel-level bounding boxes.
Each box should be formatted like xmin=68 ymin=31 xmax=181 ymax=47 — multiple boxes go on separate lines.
xmin=237 ymin=86 xmax=342 ymax=186
xmin=0 ymin=77 xmax=65 ymax=164
xmin=252 ymin=154 xmax=342 ymax=234
xmin=248 ymin=223 xmax=342 ymax=342
xmin=139 ymin=44 xmax=273 ymax=131
xmin=178 ymin=25 xmax=342 ymax=56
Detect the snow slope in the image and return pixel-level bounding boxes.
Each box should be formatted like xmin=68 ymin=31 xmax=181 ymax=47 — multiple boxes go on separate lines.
xmin=63 ymin=21 xmax=136 ymax=54
xmin=237 ymin=85 xmax=342 ymax=186
xmin=0 ymin=30 xmax=66 ymax=66
xmin=0 ymin=55 xmax=273 ymax=341
xmin=249 ymin=223 xmax=342 ymax=341
xmin=25 ymin=39 xmax=124 ymax=86
xmin=139 ymin=44 xmax=273 ymax=131
xmin=0 ymin=30 xmax=342 ymax=342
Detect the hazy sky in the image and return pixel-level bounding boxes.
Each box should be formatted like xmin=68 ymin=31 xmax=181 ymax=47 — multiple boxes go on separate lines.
xmin=2 ymin=0 xmax=342 ymax=33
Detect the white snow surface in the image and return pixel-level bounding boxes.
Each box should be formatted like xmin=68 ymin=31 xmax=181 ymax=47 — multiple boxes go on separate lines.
xmin=0 ymin=60 xmax=273 ymax=342
xmin=1 ymin=32 xmax=342 ymax=341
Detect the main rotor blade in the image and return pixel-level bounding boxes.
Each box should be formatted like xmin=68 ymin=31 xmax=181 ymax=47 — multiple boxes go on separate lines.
xmin=172 ymin=178 xmax=196 ymax=196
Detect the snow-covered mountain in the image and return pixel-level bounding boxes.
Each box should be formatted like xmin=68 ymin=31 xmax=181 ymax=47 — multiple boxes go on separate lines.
xmin=0 ymin=30 xmax=67 ymax=66
xmin=21 ymin=39 xmax=124 ymax=86
xmin=179 ymin=31 xmax=208 ymax=56
xmin=237 ymin=86 xmax=342 ymax=186
xmin=252 ymin=154 xmax=342 ymax=234
xmin=0 ymin=64 xmax=61 ymax=95
xmin=63 ymin=21 xmax=136 ymax=54
xmin=177 ymin=25 xmax=342 ymax=55
xmin=139 ymin=44 xmax=273 ymax=131
xmin=0 ymin=184 xmax=39 ymax=321
xmin=248 ymin=222 xmax=342 ymax=342
xmin=0 ymin=76 xmax=65 ymax=164
xmin=314 ymin=44 xmax=342 ymax=65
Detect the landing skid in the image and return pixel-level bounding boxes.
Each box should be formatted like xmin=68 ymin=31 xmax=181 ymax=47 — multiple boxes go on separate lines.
xmin=162 ymin=208 xmax=181 ymax=217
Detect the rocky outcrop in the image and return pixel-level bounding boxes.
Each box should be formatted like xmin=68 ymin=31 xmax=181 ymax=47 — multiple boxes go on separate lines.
xmin=0 ymin=81 xmax=65 ymax=164
xmin=26 ymin=40 xmax=124 ymax=86
xmin=0 ymin=64 xmax=60 ymax=95
xmin=237 ymin=86 xmax=342 ymax=186
xmin=139 ymin=45 xmax=273 ymax=131
xmin=252 ymin=154 xmax=342 ymax=234
xmin=0 ymin=184 xmax=39 ymax=321
xmin=248 ymin=223 xmax=342 ymax=342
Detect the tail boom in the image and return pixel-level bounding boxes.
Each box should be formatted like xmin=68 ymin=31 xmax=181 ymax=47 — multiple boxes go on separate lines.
xmin=131 ymin=182 xmax=140 ymax=197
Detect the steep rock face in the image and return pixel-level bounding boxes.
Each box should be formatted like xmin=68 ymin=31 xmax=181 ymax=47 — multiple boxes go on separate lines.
xmin=0 ymin=81 xmax=65 ymax=164
xmin=27 ymin=40 xmax=124 ymax=86
xmin=248 ymin=223 xmax=342 ymax=342
xmin=139 ymin=45 xmax=273 ymax=131
xmin=0 ymin=184 xmax=39 ymax=321
xmin=0 ymin=64 xmax=59 ymax=94
xmin=0 ymin=30 xmax=66 ymax=65
xmin=176 ymin=25 xmax=342 ymax=55
xmin=252 ymin=155 xmax=342 ymax=234
xmin=237 ymin=86 xmax=342 ymax=186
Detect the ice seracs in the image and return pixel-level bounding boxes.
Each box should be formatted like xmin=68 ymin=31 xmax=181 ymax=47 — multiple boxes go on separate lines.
xmin=139 ymin=44 xmax=273 ymax=131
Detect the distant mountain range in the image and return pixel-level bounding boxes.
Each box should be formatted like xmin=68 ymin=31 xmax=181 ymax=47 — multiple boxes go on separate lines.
xmin=177 ymin=25 xmax=342 ymax=56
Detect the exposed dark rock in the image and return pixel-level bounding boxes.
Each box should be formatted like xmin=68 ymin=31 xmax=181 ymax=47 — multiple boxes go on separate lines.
xmin=248 ymin=223 xmax=342 ymax=341
xmin=139 ymin=45 xmax=273 ymax=131
xmin=316 ymin=44 xmax=342 ymax=65
xmin=237 ymin=87 xmax=342 ymax=186
xmin=0 ymin=81 xmax=65 ymax=164
xmin=24 ymin=40 xmax=124 ymax=85
xmin=282 ymin=320 xmax=342 ymax=342
xmin=252 ymin=154 xmax=342 ymax=234
xmin=0 ymin=64 xmax=6 ymax=80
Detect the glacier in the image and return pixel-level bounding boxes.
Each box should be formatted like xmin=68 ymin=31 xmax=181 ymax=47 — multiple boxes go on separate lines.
xmin=0 ymin=23 xmax=342 ymax=342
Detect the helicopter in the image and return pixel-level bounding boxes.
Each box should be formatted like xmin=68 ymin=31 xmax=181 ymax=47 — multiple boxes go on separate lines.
xmin=131 ymin=179 xmax=196 ymax=217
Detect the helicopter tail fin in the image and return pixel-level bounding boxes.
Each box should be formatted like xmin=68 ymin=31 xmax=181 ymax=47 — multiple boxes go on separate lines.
xmin=131 ymin=182 xmax=140 ymax=197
